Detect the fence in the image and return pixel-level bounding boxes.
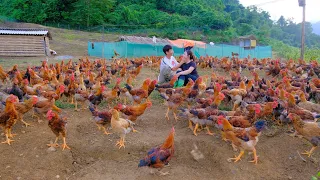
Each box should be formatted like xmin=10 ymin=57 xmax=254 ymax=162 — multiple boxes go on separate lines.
xmin=88 ymin=41 xmax=272 ymax=59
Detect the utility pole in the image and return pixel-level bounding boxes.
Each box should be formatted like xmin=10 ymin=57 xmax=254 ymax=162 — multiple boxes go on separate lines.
xmin=87 ymin=0 xmax=90 ymax=27
xmin=298 ymin=0 xmax=306 ymax=60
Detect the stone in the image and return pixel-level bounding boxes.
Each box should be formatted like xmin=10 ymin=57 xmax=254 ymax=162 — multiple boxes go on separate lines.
xmin=47 ymin=147 xmax=57 ymax=153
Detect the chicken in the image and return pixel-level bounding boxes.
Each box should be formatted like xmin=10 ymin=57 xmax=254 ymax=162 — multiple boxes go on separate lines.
xmin=161 ymin=88 xmax=191 ymax=121
xmin=222 ymin=81 xmax=247 ymax=110
xmin=288 ymin=113 xmax=320 ymax=157
xmin=89 ymin=104 xmax=112 ymax=135
xmin=15 ymin=96 xmax=38 ymax=127
xmin=147 ymin=80 xmax=158 ymax=98
xmin=218 ymin=117 xmax=266 ymax=164
xmin=111 ymin=109 xmax=134 ymax=149
xmin=312 ymin=78 xmax=320 ymax=88
xmin=155 ymin=75 xmax=178 ymax=89
xmin=5 ymin=79 xmax=24 ymax=101
xmin=88 ymin=85 xmax=105 ymax=106
xmin=114 ymin=101 xmax=152 ymax=132
xmin=0 ymin=65 xmax=9 ymax=85
xmin=125 ymin=79 xmax=151 ymax=104
xmin=297 ymin=91 xmax=320 ymax=113
xmin=0 ymin=95 xmax=19 ymax=145
xmin=138 ymin=127 xmax=175 ymax=176
xmin=285 ymin=93 xmax=320 ymax=122
xmin=257 ymin=101 xmax=278 ymax=120
xmin=46 ymin=110 xmax=70 ymax=150
xmin=74 ymin=89 xmax=89 ymax=111
xmin=33 ymin=96 xmax=61 ymax=123
xmin=120 ymin=65 xmax=127 ymax=77
xmin=129 ymin=65 xmax=143 ymax=78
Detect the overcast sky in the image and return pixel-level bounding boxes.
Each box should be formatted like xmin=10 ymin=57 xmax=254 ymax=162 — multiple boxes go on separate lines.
xmin=239 ymin=0 xmax=320 ymax=23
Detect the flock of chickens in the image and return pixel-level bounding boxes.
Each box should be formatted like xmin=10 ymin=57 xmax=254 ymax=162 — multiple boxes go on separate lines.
xmin=0 ymin=56 xmax=320 ymax=172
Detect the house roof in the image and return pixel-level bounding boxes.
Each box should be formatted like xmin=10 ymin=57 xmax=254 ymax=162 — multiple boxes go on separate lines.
xmin=239 ymin=35 xmax=257 ymax=40
xmin=119 ymin=35 xmax=171 ymax=45
xmin=0 ymin=28 xmax=52 ymax=39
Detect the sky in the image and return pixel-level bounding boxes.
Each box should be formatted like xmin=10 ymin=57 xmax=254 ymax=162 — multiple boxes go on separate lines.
xmin=239 ymin=0 xmax=320 ymax=23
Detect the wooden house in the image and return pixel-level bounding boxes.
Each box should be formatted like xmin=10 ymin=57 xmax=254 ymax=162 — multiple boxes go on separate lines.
xmin=0 ymin=28 xmax=52 ymax=56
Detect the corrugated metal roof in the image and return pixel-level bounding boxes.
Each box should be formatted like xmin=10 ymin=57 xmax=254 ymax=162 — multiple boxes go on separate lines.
xmin=119 ymin=35 xmax=171 ymax=45
xmin=0 ymin=28 xmax=51 ymax=39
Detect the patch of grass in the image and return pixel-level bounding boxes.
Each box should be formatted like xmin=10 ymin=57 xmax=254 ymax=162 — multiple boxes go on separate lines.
xmin=218 ymin=103 xmax=232 ymax=111
xmin=55 ymin=100 xmax=75 ymax=109
xmin=149 ymin=91 xmax=164 ymax=105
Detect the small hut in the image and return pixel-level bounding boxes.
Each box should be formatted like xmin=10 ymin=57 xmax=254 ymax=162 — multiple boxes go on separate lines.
xmin=239 ymin=35 xmax=257 ymax=49
xmin=0 ymin=28 xmax=52 ymax=56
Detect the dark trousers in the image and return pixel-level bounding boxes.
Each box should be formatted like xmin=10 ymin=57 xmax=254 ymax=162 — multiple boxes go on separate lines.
xmin=177 ymin=71 xmax=198 ymax=85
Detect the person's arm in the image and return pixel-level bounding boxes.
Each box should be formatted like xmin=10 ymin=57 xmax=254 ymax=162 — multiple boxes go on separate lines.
xmin=176 ymin=66 xmax=195 ymax=76
xmin=171 ymin=61 xmax=183 ymax=71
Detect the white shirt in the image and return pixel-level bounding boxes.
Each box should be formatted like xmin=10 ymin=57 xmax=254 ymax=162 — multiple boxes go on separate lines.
xmin=160 ymin=56 xmax=178 ymax=70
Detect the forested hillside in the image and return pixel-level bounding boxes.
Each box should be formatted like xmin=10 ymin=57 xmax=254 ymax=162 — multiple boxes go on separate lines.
xmin=0 ymin=0 xmax=320 ymax=49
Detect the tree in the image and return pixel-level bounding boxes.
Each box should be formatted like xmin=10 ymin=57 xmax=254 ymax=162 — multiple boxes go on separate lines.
xmin=277 ymin=16 xmax=286 ymax=27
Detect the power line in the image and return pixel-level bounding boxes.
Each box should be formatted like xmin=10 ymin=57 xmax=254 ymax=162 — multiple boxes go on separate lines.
xmin=253 ymin=0 xmax=289 ymax=7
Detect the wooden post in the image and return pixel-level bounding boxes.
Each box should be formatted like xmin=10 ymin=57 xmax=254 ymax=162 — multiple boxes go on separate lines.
xmin=299 ymin=0 xmax=306 ymax=60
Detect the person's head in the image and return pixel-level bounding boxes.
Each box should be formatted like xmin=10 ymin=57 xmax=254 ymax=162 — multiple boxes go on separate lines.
xmin=183 ymin=50 xmax=195 ymax=62
xmin=163 ymin=45 xmax=173 ymax=56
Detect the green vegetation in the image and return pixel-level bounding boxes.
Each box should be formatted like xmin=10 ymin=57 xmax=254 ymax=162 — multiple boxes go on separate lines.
xmin=1 ymin=0 xmax=320 ymax=60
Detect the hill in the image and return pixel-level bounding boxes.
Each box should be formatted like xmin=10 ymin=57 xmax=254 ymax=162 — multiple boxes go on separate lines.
xmin=1 ymin=0 xmax=320 ymax=49
xmin=313 ymin=21 xmax=320 ymax=35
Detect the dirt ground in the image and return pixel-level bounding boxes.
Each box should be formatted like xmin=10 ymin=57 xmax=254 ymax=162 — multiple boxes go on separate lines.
xmin=0 ymin=64 xmax=319 ymax=180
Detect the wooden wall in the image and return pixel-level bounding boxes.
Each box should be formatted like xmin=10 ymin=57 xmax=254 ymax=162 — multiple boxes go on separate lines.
xmin=0 ymin=35 xmax=50 ymax=57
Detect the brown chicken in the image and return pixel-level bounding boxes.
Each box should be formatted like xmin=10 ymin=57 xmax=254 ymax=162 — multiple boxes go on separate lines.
xmin=155 ymin=75 xmax=178 ymax=89
xmin=288 ymin=113 xmax=320 ymax=157
xmin=285 ymin=93 xmax=318 ymax=122
xmin=297 ymin=91 xmax=320 ymax=113
xmin=0 ymin=65 xmax=9 ymax=85
xmin=46 ymin=110 xmax=70 ymax=150
xmin=33 ymin=95 xmax=61 ymax=123
xmin=114 ymin=101 xmax=152 ymax=132
xmin=218 ymin=117 xmax=266 ymax=164
xmin=0 ymin=95 xmax=19 ymax=145
xmin=15 ymin=96 xmax=39 ymax=127
xmin=222 ymin=81 xmax=247 ymax=110
xmin=161 ymin=88 xmax=191 ymax=121
xmin=125 ymin=78 xmax=151 ymax=104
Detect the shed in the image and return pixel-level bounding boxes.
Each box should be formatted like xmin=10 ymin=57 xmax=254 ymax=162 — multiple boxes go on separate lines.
xmin=0 ymin=28 xmax=52 ymax=56
xmin=239 ymin=35 xmax=257 ymax=49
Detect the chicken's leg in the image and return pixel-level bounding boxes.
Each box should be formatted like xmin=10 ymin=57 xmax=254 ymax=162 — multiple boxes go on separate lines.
xmin=47 ymin=137 xmax=59 ymax=147
xmin=20 ymin=118 xmax=31 ymax=127
xmin=249 ymin=148 xmax=258 ymax=164
xmin=165 ymin=107 xmax=170 ymax=121
xmin=102 ymin=126 xmax=112 ymax=135
xmin=301 ymin=146 xmax=317 ymax=157
xmin=188 ymin=120 xmax=193 ymax=130
xmin=193 ymin=123 xmax=199 ymax=136
xmin=232 ymin=103 xmax=239 ymax=111
xmin=205 ymin=125 xmax=214 ymax=136
xmin=116 ymin=137 xmax=125 ymax=149
xmin=70 ymin=95 xmax=74 ymax=104
xmin=74 ymin=100 xmax=80 ymax=111
xmin=1 ymin=129 xmax=14 ymax=145
xmin=173 ymin=109 xmax=179 ymax=121
xmin=8 ymin=128 xmax=16 ymax=138
xmin=228 ymin=150 xmax=244 ymax=163
xmin=96 ymin=124 xmax=102 ymax=130
xmin=61 ymin=137 xmax=71 ymax=150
